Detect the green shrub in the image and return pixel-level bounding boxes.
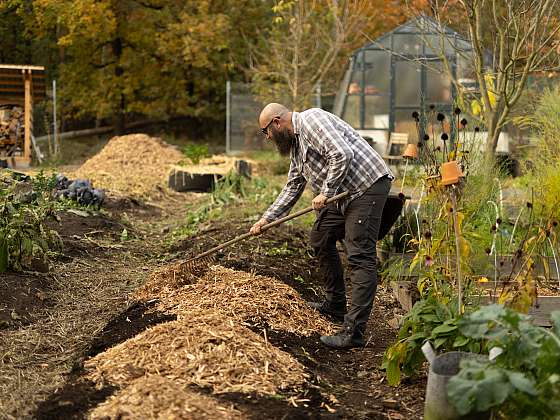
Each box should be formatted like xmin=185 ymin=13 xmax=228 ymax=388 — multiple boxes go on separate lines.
xmin=448 ymin=305 xmax=560 ymax=419
xmin=0 ymin=172 xmax=62 ymax=272
xmin=382 ymin=293 xmax=481 ymax=386
xmin=182 ymin=143 xmax=210 ymax=164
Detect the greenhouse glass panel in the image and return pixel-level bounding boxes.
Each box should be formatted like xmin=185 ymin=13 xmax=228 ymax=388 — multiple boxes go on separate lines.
xmin=394 ymin=109 xmax=419 ymax=142
xmin=364 ymin=50 xmax=390 ymax=93
xmin=395 ymin=61 xmax=422 ymax=107
xmin=392 ymin=34 xmax=423 ymax=56
xmin=426 ymin=61 xmax=452 ymax=103
xmin=347 ymin=51 xmax=363 ymax=95
xmin=342 ymin=95 xmax=360 ymax=128
xmin=364 ymin=96 xmax=390 ymax=129
xmin=423 ymin=34 xmax=456 ymax=55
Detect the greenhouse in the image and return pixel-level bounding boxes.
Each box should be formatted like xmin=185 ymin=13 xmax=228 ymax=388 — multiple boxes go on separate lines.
xmin=333 ymin=15 xmax=480 ymax=155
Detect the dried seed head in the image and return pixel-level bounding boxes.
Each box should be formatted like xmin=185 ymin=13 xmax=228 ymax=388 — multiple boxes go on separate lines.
xmin=460 ymin=118 xmax=468 ymax=127
xmin=454 ymin=107 xmax=462 ymax=115
xmin=553 ymin=220 xmax=558 ymax=227
xmin=496 ymin=218 xmax=502 ymax=225
xmin=527 ymin=202 xmax=533 ymax=209
xmin=474 ymin=126 xmax=480 ymax=132
xmin=491 ymin=225 xmax=497 ymax=232
xmin=485 ymin=247 xmax=491 ymax=255
xmin=441 ymin=133 xmax=449 ymax=141
xmin=423 ymin=134 xmax=430 ymax=141
xmin=412 ymin=111 xmax=419 ymax=119
xmin=437 ymin=113 xmax=445 ymax=121
xmin=417 ymin=141 xmax=424 ymax=148
xmin=398 ymin=192 xmax=405 ymax=200
xmin=425 ymin=255 xmax=433 ymax=266
xmin=430 ymin=104 xmax=436 ymax=110
xmin=424 ymin=231 xmax=432 ymax=240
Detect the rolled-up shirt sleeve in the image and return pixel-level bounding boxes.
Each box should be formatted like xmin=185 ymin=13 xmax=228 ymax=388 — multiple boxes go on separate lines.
xmin=306 ymin=113 xmax=354 ymax=197
xmin=262 ymin=159 xmax=306 ymax=221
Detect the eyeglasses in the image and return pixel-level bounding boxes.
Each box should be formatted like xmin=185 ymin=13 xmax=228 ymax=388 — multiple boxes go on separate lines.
xmin=261 ymin=116 xmax=278 ymax=136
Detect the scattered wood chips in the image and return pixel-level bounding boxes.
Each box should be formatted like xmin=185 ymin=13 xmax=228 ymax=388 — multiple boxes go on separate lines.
xmin=84 ymin=311 xmax=308 ymax=396
xmin=136 ymin=265 xmax=334 ymax=336
xmin=170 ymin=155 xmax=253 ymax=176
xmin=74 ymin=133 xmax=183 ymax=199
xmin=90 ymin=376 xmax=242 ymax=419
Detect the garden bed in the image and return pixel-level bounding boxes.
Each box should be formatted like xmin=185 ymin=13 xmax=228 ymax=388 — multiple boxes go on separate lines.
xmin=1 ymin=186 xmax=426 ymax=419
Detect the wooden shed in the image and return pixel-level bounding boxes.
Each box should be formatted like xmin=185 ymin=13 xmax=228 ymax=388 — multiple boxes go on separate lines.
xmin=0 ymin=64 xmax=46 ymax=168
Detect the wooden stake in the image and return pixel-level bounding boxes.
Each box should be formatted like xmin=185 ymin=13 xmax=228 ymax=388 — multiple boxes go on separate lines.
xmin=23 ymin=69 xmax=32 ymax=164
xmin=450 ymin=189 xmax=462 ymax=313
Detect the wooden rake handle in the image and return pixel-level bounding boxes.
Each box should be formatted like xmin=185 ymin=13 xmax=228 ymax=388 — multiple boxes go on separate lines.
xmin=192 ymin=191 xmax=349 ymax=261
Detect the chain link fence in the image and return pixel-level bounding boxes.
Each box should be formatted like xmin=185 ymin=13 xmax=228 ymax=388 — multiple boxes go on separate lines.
xmin=226 ymin=82 xmax=266 ymax=155
xmin=225 ymin=81 xmax=334 ymax=155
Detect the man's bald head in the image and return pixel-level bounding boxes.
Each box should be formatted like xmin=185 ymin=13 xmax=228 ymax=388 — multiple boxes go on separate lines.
xmin=258 ymin=103 xmax=295 ymax=156
xmin=259 ymin=103 xmax=290 ymax=129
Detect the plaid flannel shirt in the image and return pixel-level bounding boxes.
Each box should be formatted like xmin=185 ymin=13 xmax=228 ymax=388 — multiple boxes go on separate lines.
xmin=262 ymin=108 xmax=393 ymax=221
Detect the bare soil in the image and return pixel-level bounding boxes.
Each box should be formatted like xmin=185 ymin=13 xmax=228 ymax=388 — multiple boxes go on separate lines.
xmin=0 ymin=193 xmax=425 ymax=420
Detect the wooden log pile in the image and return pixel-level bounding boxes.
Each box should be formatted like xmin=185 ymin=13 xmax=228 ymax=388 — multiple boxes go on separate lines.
xmin=0 ymin=106 xmax=24 ymax=155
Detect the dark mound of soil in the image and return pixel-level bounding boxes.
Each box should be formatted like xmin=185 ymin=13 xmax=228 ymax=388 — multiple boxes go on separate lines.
xmin=88 ymin=301 xmax=176 ymax=357
xmin=34 ymin=301 xmax=176 ymax=420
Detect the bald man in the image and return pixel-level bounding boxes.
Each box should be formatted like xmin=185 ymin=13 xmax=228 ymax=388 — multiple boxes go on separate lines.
xmin=250 ymin=103 xmax=393 ymax=349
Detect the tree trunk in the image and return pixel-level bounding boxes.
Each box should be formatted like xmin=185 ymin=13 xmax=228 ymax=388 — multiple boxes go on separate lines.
xmin=484 ymin=100 xmax=506 ymax=159
xmin=112 ymin=36 xmax=125 ymax=135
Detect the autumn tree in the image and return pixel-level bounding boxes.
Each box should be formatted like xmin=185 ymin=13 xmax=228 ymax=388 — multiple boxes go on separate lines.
xmin=428 ymin=0 xmax=560 ymax=157
xmin=32 ymin=0 xmax=269 ymax=133
xmin=248 ymin=0 xmax=408 ymax=109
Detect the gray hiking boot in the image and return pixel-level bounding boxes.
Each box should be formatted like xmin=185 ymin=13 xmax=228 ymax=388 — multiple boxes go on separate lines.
xmin=307 ymin=300 xmax=347 ymax=323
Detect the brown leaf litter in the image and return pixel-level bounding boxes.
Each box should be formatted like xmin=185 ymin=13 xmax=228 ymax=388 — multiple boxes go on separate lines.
xmin=135 ymin=265 xmax=334 ymax=336
xmin=73 ymin=133 xmax=183 ymax=199
xmin=89 ymin=376 xmax=243 ymax=419
xmin=84 ymin=311 xmax=308 ymax=396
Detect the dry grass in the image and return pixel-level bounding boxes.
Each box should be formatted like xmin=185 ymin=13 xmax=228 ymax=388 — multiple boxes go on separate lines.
xmin=0 ymin=252 xmax=149 ymax=419
xmin=84 ymin=311 xmax=308 ymax=396
xmin=89 ymin=376 xmax=243 ymax=419
xmin=136 ymin=265 xmax=334 ymax=336
xmin=73 ymin=133 xmax=183 ymax=199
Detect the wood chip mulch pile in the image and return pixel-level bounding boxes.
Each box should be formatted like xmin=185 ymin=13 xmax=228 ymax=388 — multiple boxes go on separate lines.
xmin=74 ymin=133 xmax=183 ymax=199
xmin=83 ymin=264 xmax=331 ymax=418
xmin=90 ymin=376 xmax=243 ymax=419
xmin=84 ymin=311 xmax=307 ymax=396
xmin=136 ymin=265 xmax=334 ymax=336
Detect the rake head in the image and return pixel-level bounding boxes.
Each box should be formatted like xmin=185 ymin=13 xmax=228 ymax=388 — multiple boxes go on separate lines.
xmin=179 ymin=254 xmax=216 ymax=277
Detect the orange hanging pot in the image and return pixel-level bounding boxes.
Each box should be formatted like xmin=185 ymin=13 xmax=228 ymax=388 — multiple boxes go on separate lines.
xmin=440 ymin=160 xmax=463 ymax=186
xmin=402 ymin=143 xmax=419 ymax=160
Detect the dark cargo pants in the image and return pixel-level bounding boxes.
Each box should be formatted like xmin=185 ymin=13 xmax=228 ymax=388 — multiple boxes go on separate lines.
xmin=309 ymin=177 xmax=391 ymax=334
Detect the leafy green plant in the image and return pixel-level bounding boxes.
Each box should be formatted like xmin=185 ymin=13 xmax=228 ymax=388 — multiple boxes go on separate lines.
xmin=181 ymin=143 xmax=210 ymax=165
xmin=266 ymin=242 xmax=293 ymax=256
xmin=0 ymin=173 xmax=63 ymax=272
xmin=382 ymin=294 xmax=480 ymax=386
xmin=448 ymin=305 xmax=560 ymax=419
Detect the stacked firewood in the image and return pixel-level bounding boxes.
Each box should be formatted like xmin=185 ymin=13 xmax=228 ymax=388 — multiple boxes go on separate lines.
xmin=0 ymin=106 xmax=24 ymax=154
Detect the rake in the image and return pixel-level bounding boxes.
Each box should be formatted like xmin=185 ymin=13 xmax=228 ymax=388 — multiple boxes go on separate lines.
xmin=180 ymin=191 xmax=349 ymax=275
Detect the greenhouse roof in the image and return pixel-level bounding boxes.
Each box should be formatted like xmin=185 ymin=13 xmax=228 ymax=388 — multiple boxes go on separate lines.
xmin=358 ymin=15 xmax=472 ymax=54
